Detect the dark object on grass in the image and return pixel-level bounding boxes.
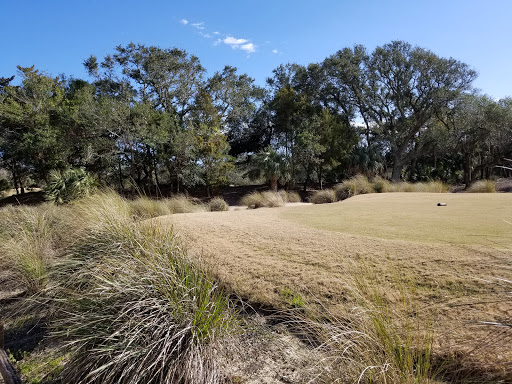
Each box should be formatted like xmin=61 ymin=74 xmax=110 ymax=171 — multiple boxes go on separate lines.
xmin=437 ymin=202 xmax=447 ymax=206
xmin=0 ymin=323 xmax=22 ymax=384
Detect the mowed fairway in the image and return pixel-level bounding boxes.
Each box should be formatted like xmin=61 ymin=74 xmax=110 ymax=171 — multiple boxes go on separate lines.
xmin=155 ymin=193 xmax=512 ymax=364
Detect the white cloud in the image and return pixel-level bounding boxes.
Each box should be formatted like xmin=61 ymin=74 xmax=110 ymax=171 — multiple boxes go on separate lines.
xmin=241 ymin=43 xmax=256 ymax=53
xmin=223 ymin=36 xmax=248 ymax=46
xmin=180 ymin=19 xmax=189 ymax=25
xmin=192 ymin=22 xmax=205 ymax=30
xmin=200 ymin=32 xmax=211 ymax=38
xmin=272 ymin=49 xmax=279 ymax=54
xmin=213 ymin=39 xmax=222 ymax=46
xmin=213 ymin=31 xmax=220 ymax=35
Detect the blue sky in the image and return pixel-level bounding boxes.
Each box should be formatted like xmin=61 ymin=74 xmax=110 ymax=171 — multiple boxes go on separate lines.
xmin=2 ymin=0 xmax=511 ymax=98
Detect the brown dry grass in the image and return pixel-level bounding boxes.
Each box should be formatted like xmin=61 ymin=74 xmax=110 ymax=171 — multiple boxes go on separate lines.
xmin=155 ymin=193 xmax=512 ymax=374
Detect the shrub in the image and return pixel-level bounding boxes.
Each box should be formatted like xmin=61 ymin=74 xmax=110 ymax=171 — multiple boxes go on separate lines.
xmin=310 ymin=189 xmax=336 ymax=204
xmin=0 ymin=178 xmax=10 ymax=195
xmin=208 ymin=197 xmax=229 ymax=212
xmin=467 ymin=179 xmax=497 ymax=193
xmin=45 ymin=168 xmax=97 ymax=204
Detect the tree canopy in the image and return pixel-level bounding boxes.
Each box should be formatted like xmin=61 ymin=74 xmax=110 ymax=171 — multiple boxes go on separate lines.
xmin=1 ymin=41 xmax=511 ymax=196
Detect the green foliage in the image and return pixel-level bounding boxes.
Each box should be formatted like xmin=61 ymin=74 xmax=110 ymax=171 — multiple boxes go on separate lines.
xmin=208 ymin=197 xmax=229 ymax=212
xmin=45 ymin=168 xmax=96 ymax=204
xmin=246 ymin=147 xmax=291 ymax=191
xmin=310 ymin=189 xmax=336 ymax=204
xmin=281 ymin=288 xmax=305 ymax=308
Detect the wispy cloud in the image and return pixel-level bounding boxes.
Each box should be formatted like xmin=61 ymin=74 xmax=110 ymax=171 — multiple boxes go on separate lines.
xmin=224 ymin=36 xmax=248 ymax=46
xmin=191 ymin=22 xmax=205 ymax=30
xmin=272 ymin=49 xmax=279 ymax=54
xmin=179 ymin=20 xmax=259 ymax=56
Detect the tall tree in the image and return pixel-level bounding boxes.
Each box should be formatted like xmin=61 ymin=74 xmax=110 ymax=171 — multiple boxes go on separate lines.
xmin=325 ymin=41 xmax=476 ymax=180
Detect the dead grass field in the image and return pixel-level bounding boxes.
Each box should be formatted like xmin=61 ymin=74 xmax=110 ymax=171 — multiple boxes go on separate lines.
xmin=156 ymin=193 xmax=512 ymax=373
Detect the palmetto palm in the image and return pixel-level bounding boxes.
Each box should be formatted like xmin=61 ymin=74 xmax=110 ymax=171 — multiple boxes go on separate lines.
xmin=246 ymin=147 xmax=290 ymax=191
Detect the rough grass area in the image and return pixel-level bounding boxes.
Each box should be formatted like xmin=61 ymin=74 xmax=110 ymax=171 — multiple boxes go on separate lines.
xmin=0 ymin=192 xmax=237 ymax=384
xmin=240 ymin=190 xmax=301 ymax=208
xmin=311 ymin=176 xmax=451 ymax=204
xmin=159 ymin=193 xmax=512 ymax=380
xmin=467 ymin=179 xmax=497 ymax=193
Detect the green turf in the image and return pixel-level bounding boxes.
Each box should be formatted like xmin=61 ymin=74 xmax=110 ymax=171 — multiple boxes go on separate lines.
xmin=281 ymin=193 xmax=512 ymax=248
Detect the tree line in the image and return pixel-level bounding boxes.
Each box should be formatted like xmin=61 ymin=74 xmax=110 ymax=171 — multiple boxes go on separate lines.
xmin=1 ymin=40 xmax=511 ymax=196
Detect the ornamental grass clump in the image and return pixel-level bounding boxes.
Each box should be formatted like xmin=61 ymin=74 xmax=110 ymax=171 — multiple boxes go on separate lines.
xmin=335 ymin=174 xmax=374 ymax=201
xmin=208 ymin=197 xmax=229 ymax=212
xmin=293 ymin=272 xmax=437 ymax=384
xmin=0 ymin=204 xmax=66 ymax=293
xmin=240 ymin=190 xmax=297 ymax=208
xmin=372 ymin=176 xmax=393 ymax=193
xmin=50 ymin=192 xmax=236 ymax=384
xmin=310 ymin=189 xmax=336 ymax=204
xmin=466 ymin=179 xmax=497 ymax=193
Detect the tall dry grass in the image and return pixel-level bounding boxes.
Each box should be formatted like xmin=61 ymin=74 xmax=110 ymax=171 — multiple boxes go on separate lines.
xmin=466 ymin=180 xmax=497 ymax=193
xmin=290 ymin=272 xmax=439 ymax=384
xmin=0 ymin=204 xmax=72 ymax=293
xmin=310 ymin=176 xmax=450 ymax=204
xmin=1 ymin=192 xmax=237 ymax=383
xmin=129 ymin=194 xmax=206 ymax=220
xmin=240 ymin=190 xmax=301 ymax=209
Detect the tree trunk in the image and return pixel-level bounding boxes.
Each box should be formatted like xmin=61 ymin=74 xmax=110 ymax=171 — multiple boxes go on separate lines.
xmin=464 ymin=153 xmax=471 ymax=187
xmin=0 ymin=323 xmax=22 ymax=384
xmin=391 ymin=156 xmax=404 ymax=182
xmin=270 ymin=176 xmax=278 ymax=192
